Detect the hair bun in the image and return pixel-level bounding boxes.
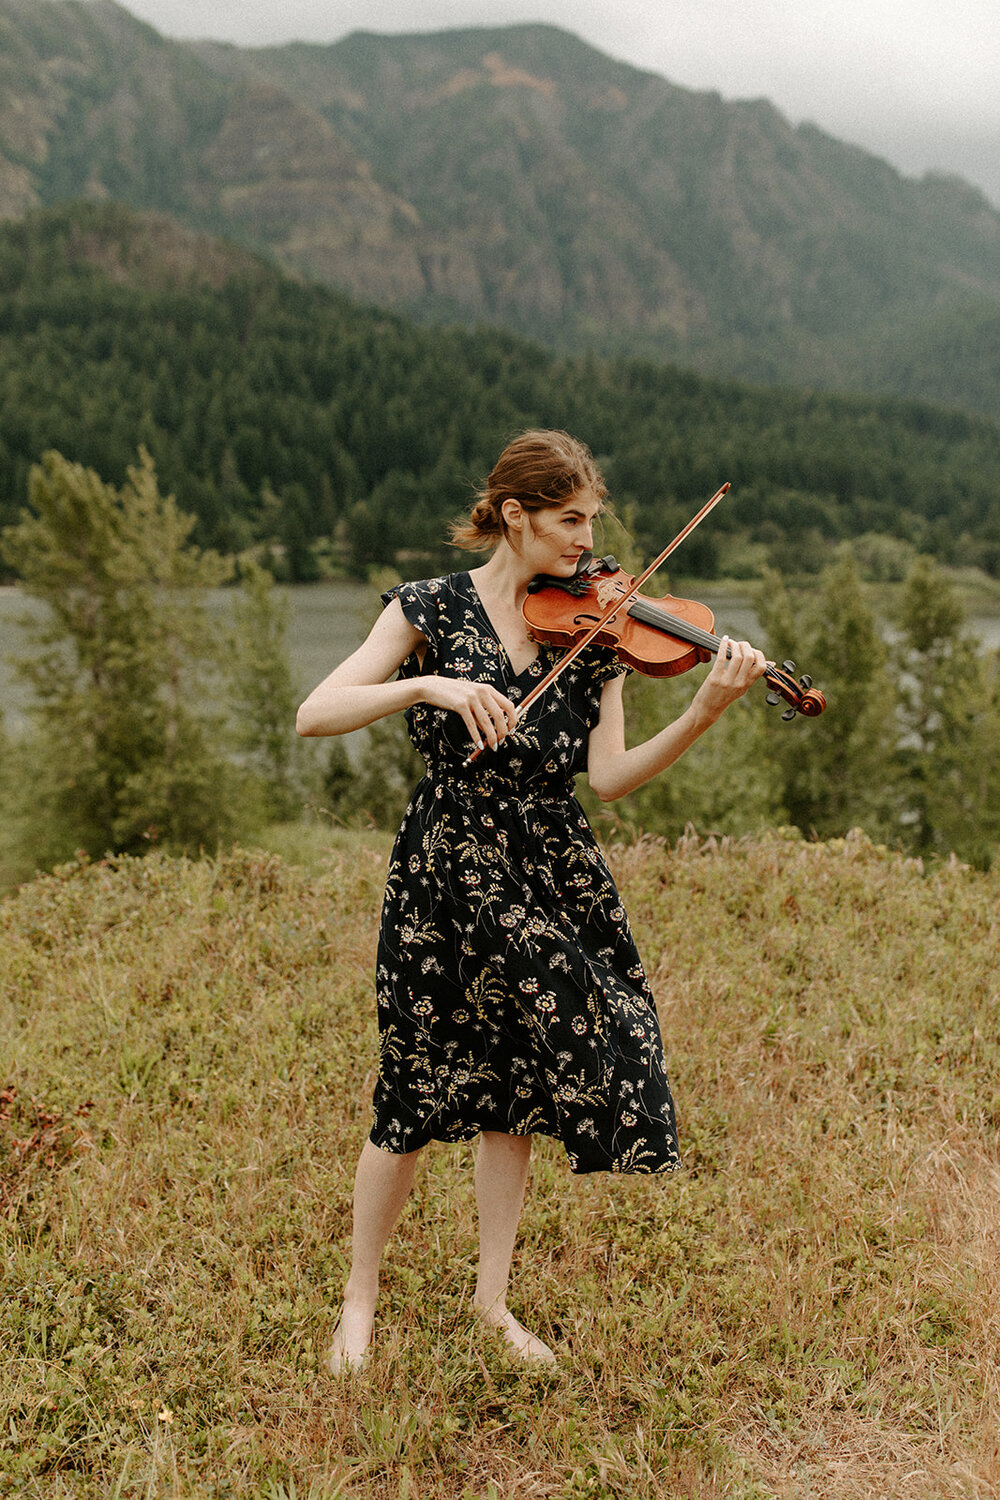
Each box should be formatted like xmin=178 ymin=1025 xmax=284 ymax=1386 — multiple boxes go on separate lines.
xmin=471 ymin=498 xmax=500 ymax=531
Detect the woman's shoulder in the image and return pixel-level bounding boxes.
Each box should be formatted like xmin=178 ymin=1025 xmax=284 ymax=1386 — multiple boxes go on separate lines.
xmin=381 ymin=572 xmax=471 ymax=642
xmin=380 ymin=571 xmax=469 ymax=608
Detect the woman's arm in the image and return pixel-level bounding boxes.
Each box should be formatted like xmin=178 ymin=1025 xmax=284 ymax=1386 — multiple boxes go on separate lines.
xmin=296 ymin=597 xmax=518 ymax=748
xmin=586 ymin=637 xmax=767 ymax=802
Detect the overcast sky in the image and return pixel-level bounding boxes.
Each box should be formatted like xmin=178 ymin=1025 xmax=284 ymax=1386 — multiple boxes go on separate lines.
xmin=115 ymin=0 xmax=1000 ymax=207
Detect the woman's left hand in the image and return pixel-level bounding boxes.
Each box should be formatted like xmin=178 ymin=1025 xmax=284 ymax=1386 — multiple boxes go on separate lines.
xmin=691 ymin=636 xmax=768 ymax=722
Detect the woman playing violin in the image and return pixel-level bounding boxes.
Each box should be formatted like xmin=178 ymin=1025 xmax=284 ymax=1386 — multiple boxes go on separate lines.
xmin=297 ymin=429 xmax=767 ymax=1371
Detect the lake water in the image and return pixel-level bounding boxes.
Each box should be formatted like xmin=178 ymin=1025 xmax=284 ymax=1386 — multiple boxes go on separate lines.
xmin=0 ymin=580 xmax=372 ymax=730
xmin=3 ymin=580 xmax=1000 ymax=731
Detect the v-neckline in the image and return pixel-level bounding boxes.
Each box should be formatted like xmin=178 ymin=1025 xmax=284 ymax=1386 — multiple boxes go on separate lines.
xmin=464 ymin=572 xmax=541 ymax=679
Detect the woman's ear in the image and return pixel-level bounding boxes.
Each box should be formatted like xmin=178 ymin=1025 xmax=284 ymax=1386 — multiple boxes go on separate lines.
xmin=500 ymin=497 xmax=524 ymax=534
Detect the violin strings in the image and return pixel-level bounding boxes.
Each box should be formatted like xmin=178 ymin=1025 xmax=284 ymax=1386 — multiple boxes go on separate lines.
xmin=626 ymin=596 xmax=721 ymax=655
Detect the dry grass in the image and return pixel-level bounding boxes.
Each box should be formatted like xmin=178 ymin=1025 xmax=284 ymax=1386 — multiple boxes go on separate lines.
xmin=2 ymin=828 xmax=999 ymax=1498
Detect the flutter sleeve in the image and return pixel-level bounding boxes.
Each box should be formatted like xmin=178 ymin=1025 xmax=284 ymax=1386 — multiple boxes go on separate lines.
xmin=586 ymin=643 xmax=632 ymax=686
xmin=380 ymin=577 xmax=445 ymax=676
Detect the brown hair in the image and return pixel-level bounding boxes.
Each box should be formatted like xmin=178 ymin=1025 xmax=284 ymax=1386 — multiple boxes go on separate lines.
xmin=449 ymin=429 xmax=607 ymax=551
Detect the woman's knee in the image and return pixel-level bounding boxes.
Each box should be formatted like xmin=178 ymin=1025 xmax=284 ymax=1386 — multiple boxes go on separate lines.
xmin=478 ymin=1131 xmax=532 ymax=1159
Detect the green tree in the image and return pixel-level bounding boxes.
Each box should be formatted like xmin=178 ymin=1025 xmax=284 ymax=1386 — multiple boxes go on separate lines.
xmin=598 ymin=669 xmax=786 ymax=842
xmin=226 ymin=558 xmax=310 ymax=823
xmin=323 ymin=714 xmax=423 ymax=831
xmin=892 ymin=556 xmax=1000 ymax=864
xmin=756 ymin=555 xmax=900 ymax=840
xmin=1 ymin=448 xmax=238 ymax=867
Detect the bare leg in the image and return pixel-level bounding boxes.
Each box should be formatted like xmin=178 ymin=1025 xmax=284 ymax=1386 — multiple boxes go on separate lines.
xmin=472 ymin=1132 xmax=555 ymax=1365
xmin=328 ymin=1138 xmax=421 ymax=1373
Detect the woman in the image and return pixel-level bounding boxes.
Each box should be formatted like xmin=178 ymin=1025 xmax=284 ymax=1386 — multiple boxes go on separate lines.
xmin=297 ymin=430 xmax=766 ymax=1370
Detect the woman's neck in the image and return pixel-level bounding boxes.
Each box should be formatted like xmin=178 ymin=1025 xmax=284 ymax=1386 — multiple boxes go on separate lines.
xmin=469 ymin=541 xmax=533 ymax=607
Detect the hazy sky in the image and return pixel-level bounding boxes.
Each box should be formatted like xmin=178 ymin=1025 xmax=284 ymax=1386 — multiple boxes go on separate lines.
xmin=115 ymin=0 xmax=1000 ymax=207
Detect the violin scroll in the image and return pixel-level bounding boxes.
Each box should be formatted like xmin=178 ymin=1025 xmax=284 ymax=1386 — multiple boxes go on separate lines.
xmin=764 ymin=660 xmax=827 ymax=720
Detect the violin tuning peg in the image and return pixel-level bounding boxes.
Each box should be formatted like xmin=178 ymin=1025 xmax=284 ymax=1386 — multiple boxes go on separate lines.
xmin=781 ymin=706 xmax=798 ymax=721
xmin=782 ymin=659 xmax=796 ymax=674
xmin=765 ymin=692 xmax=782 ymax=707
xmin=799 ymin=674 xmax=813 ymax=689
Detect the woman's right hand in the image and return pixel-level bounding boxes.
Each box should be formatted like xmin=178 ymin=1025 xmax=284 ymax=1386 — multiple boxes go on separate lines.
xmin=297 ymin=600 xmax=519 ymax=747
xmin=422 ymin=676 xmax=519 ymax=751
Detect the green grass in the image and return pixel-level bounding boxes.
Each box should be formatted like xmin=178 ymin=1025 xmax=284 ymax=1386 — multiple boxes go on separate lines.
xmin=2 ymin=830 xmax=999 ymax=1497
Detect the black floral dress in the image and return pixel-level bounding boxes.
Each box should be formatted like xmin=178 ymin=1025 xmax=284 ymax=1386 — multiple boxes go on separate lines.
xmin=371 ymin=572 xmax=681 ymax=1174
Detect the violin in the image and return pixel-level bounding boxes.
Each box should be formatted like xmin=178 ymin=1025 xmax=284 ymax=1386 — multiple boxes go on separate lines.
xmin=463 ymin=484 xmax=825 ymax=763
xmin=523 ymin=554 xmax=826 ymax=720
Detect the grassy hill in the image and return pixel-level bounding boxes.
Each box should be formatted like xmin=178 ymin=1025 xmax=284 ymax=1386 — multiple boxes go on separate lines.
xmin=2 ymin=831 xmax=999 ymax=1496
xmin=1 ymin=1 xmax=999 ymax=413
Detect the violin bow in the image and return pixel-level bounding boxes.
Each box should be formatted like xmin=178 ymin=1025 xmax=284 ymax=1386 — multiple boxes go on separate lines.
xmin=465 ymin=480 xmax=730 ymax=764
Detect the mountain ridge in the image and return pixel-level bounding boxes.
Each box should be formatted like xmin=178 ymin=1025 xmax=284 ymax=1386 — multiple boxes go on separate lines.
xmin=1 ymin=3 xmax=999 ymax=412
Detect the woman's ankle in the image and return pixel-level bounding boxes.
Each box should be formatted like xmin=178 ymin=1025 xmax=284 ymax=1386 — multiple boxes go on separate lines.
xmin=473 ymin=1288 xmax=507 ymax=1319
xmin=342 ymin=1277 xmax=378 ymax=1313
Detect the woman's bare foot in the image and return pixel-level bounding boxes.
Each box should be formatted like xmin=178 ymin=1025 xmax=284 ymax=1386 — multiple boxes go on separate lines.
xmin=475 ymin=1302 xmax=556 ymax=1366
xmin=325 ymin=1295 xmax=374 ymax=1374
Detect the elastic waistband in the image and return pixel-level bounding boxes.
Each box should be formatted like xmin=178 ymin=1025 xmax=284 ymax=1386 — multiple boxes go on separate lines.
xmin=425 ymin=769 xmax=574 ymax=805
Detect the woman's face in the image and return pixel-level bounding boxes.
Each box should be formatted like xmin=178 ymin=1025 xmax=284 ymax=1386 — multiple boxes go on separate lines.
xmin=519 ymin=487 xmax=604 ymax=574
